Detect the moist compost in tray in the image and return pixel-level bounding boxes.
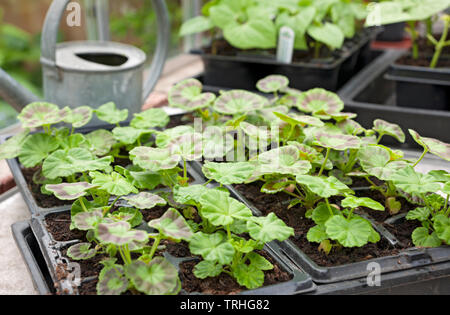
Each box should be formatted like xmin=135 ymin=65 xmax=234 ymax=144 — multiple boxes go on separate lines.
xmin=23 ymin=166 xmax=71 ymax=209
xmin=233 ymin=181 xmax=419 ymax=267
xmin=46 ymin=206 xmax=293 ymax=295
xmin=76 ymin=251 xmax=292 ymax=295
xmin=179 ymin=251 xmax=292 ymax=295
xmin=395 ymin=55 xmax=450 ymax=68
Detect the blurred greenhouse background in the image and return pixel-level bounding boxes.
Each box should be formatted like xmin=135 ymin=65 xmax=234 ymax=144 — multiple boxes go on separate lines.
xmin=0 ymin=0 xmax=201 ymax=129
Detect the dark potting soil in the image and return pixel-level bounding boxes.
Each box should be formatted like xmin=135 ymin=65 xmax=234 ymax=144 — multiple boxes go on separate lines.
xmin=45 ymin=212 xmax=86 ymax=242
xmin=233 ymin=181 xmax=418 ymax=267
xmin=396 ymin=55 xmax=450 ymax=68
xmin=166 ymin=114 xmax=196 ymax=129
xmin=179 ymin=251 xmax=292 ymax=295
xmin=22 ymin=166 xmax=71 ymax=209
xmin=383 ymin=217 xmax=422 ymax=248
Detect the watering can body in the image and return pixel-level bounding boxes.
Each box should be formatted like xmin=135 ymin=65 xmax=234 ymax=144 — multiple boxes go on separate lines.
xmin=0 ymin=0 xmax=170 ymax=127
xmin=42 ymin=40 xmax=147 ymax=122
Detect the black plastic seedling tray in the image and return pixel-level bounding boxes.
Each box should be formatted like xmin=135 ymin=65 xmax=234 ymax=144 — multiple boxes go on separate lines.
xmin=2 ymin=119 xmax=205 ymax=215
xmin=224 ymin=184 xmax=450 ymax=284
xmin=11 ymin=221 xmax=53 ymax=295
xmin=385 ymin=54 xmax=450 ymax=111
xmin=27 ymin=208 xmax=316 ymax=295
xmin=193 ymin=29 xmax=379 ymax=93
xmin=375 ymin=23 xmax=406 ymax=42
xmin=338 ymin=49 xmax=450 ymax=146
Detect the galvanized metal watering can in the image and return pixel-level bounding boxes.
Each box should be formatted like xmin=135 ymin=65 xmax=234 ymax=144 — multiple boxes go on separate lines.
xmin=0 ymin=0 xmax=170 ymax=126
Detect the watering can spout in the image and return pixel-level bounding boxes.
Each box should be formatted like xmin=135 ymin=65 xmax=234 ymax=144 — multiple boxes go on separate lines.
xmin=0 ymin=68 xmax=41 ymax=112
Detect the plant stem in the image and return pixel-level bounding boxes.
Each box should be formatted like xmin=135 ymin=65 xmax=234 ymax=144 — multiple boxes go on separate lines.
xmin=407 ymin=21 xmax=419 ymax=59
xmin=325 ymin=198 xmax=334 ymax=217
xmin=79 ymin=198 xmax=88 ymax=212
xmin=343 ymin=149 xmax=358 ymax=173
xmin=318 ymin=148 xmax=330 ymax=176
xmin=314 ymin=42 xmax=322 ymax=59
xmin=226 ymin=225 xmax=231 ymax=240
xmin=283 ymin=189 xmax=304 ymax=200
xmin=148 ymin=235 xmax=161 ymax=261
xmin=183 ymin=158 xmax=187 ymax=180
xmin=430 ymin=18 xmax=450 ymax=68
xmin=412 ymin=148 xmax=428 ymax=167
xmin=376 ymin=133 xmax=384 ymax=144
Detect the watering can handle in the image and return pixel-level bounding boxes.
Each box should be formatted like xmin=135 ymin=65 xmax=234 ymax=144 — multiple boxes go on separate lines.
xmin=41 ymin=0 xmax=170 ymax=102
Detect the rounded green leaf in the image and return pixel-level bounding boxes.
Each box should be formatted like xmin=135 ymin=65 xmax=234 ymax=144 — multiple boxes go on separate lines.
xmin=90 ymin=171 xmax=138 ymax=196
xmin=168 ymin=132 xmax=203 ymax=161
xmin=307 ymin=22 xmax=344 ymax=50
xmin=97 ymin=268 xmax=129 ymax=295
xmin=155 ymin=125 xmax=195 ymax=148
xmin=200 ymin=190 xmax=253 ymax=226
xmin=223 ymin=18 xmax=277 ymax=50
xmin=67 ymin=242 xmax=97 ymax=260
xmin=189 ymin=232 xmax=235 ymax=264
xmin=125 ymin=258 xmax=180 ymax=295
xmin=193 ymin=260 xmax=223 ymax=279
xmin=73 ymin=210 xmax=105 ymax=231
xmin=111 ymin=207 xmax=143 ymax=228
xmin=214 ymin=90 xmax=268 ymax=115
xmin=307 ymin=224 xmax=328 ymax=243
xmin=42 ymin=148 xmax=113 ymax=179
xmin=391 ymin=166 xmax=441 ymax=196
xmin=45 ymin=182 xmax=96 ymax=200
xmin=296 ymin=175 xmax=351 ymax=198
xmin=273 ymin=112 xmax=324 ymax=127
xmin=357 ymin=145 xmax=407 ymax=181
xmin=232 ymin=264 xmax=265 ymax=289
xmin=314 ymin=132 xmax=360 ymax=150
xmin=409 ymin=129 xmax=450 ymax=162
xmin=180 ymin=16 xmax=214 ymax=36
xmin=341 ymin=196 xmax=384 ymax=211
xmin=202 ymin=126 xmax=234 ymax=159
xmin=168 ymin=78 xmax=202 ymax=109
xmin=202 ymin=161 xmax=256 ymax=185
xmin=311 ymin=202 xmax=340 ymax=225
xmin=130 ymin=146 xmax=180 ymax=172
xmin=411 ymin=227 xmax=442 ymax=248
xmin=123 ymin=192 xmax=166 ymax=210
xmin=112 ymin=126 xmax=153 ymax=145
xmin=95 ymin=102 xmax=128 ymax=125
xmin=373 ymin=119 xmax=405 ymax=143
xmin=406 ymin=207 xmax=431 ymax=222
xmin=256 ymin=75 xmax=289 ymax=93
xmin=247 ymin=213 xmax=294 ymax=243
xmin=296 ymin=88 xmax=344 ymax=116
xmin=148 ymin=208 xmax=193 ymax=241
xmin=433 ymin=214 xmax=450 ymax=244
xmin=64 ymin=106 xmax=93 ymax=128
xmin=325 ymin=216 xmax=376 ymax=247
xmin=256 ymin=146 xmax=312 ymax=175
xmin=18 ymin=102 xmax=70 ymax=128
xmin=97 ymin=221 xmax=148 ymax=246
xmin=0 ymin=131 xmax=29 ymax=160
xmin=173 ymin=184 xmax=208 ymax=206
xmin=131 ymin=108 xmax=170 ymax=129
xmin=240 ymin=122 xmax=271 ymax=141
xmin=83 ymin=129 xmax=116 ymax=156
xmin=18 ymin=133 xmax=59 ymax=168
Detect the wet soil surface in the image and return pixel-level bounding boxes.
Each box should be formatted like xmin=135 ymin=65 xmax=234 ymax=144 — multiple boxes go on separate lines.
xmin=233 ymin=181 xmax=420 ymax=267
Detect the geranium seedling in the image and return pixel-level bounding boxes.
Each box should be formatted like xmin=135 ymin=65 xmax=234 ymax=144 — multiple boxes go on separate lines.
xmin=95 ymin=102 xmax=128 ymax=126
xmin=213 ymin=90 xmax=268 ymax=115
